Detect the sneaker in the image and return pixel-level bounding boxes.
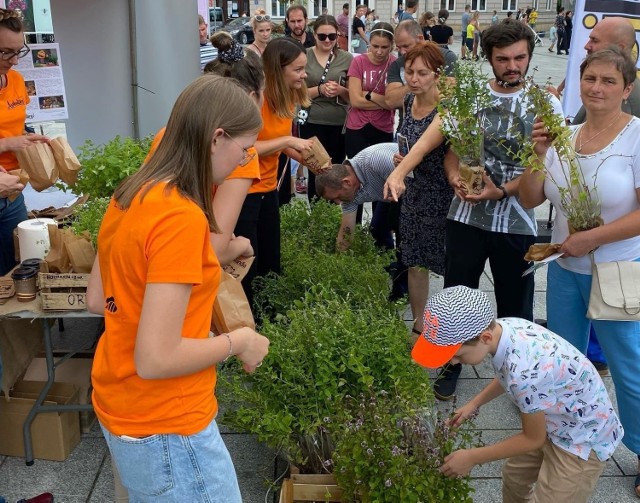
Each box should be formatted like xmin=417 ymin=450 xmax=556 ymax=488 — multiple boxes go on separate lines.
xmin=295 ymin=177 xmax=307 ymax=194
xmin=592 ymin=361 xmax=609 ymax=377
xmin=433 ymin=362 xmax=462 ymax=401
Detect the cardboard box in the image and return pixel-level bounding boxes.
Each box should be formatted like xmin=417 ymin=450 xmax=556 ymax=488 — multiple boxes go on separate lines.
xmin=23 ymin=357 xmax=96 ymax=433
xmin=0 ymin=381 xmax=80 ymax=461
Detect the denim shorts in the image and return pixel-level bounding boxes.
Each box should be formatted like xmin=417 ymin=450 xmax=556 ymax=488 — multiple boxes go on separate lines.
xmin=101 ymin=419 xmax=241 ymax=502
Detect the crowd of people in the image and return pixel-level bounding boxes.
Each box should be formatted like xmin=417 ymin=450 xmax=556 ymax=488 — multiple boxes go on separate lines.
xmin=1 ymin=3 xmax=640 ymax=501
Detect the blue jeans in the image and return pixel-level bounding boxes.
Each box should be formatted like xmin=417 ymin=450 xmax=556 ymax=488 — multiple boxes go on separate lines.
xmin=547 ymin=260 xmax=640 ymax=454
xmin=0 ymin=193 xmax=27 ymax=276
xmin=101 ymin=419 xmax=241 ymax=502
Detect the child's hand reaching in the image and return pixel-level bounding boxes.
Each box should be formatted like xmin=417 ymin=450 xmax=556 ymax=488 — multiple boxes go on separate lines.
xmin=440 ymin=448 xmax=476 ymax=478
xmin=448 ymin=402 xmax=480 ymax=428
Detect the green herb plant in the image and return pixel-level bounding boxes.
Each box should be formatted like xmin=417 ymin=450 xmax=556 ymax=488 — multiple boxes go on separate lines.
xmin=437 ymin=60 xmax=493 ymax=165
xmin=332 ymin=390 xmax=480 ymax=502
xmin=71 ymin=197 xmax=110 ymax=248
xmin=517 ymin=78 xmax=622 ymax=231
xmin=69 ymin=135 xmax=152 ymax=199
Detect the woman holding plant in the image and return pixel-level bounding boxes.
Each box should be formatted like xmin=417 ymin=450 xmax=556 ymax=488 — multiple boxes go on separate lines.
xmin=87 ymin=75 xmax=269 ymax=501
xmin=383 ymin=42 xmax=453 ymax=337
xmin=520 ymin=47 xmax=640 ymax=497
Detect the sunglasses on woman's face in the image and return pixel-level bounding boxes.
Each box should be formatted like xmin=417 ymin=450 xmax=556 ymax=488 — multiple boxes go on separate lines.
xmin=316 ymin=33 xmax=337 ymax=41
xmin=255 ymin=15 xmax=271 ymax=21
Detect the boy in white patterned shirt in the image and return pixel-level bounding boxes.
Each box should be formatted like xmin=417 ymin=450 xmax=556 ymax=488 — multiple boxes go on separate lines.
xmin=412 ymin=286 xmax=623 ymax=502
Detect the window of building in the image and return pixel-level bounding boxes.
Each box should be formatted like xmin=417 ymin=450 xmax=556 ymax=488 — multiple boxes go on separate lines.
xmin=440 ymin=0 xmax=456 ymax=11
xmin=545 ymin=0 xmax=553 ymax=10
xmin=310 ymin=0 xmax=329 ymax=17
xmin=502 ymin=0 xmax=517 ymax=11
xmin=471 ymin=0 xmax=487 ymax=11
xmin=271 ymin=0 xmax=287 ymax=18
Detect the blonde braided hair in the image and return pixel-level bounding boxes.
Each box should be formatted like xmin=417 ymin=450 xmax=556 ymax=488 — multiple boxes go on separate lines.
xmin=0 ymin=8 xmax=24 ymax=32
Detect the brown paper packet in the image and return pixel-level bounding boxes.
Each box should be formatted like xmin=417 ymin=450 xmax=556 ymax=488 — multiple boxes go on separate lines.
xmin=223 ymin=255 xmax=254 ymax=281
xmin=7 ymin=169 xmax=29 ymax=202
xmin=50 ymin=136 xmax=81 ymax=186
xmin=524 ymin=243 xmax=562 ymax=262
xmin=211 ymin=270 xmax=256 ymax=336
xmin=63 ymin=229 xmax=95 ymax=273
xmin=301 ymin=136 xmax=332 ymax=175
xmin=44 ymin=224 xmax=71 ymax=273
xmin=15 ymin=142 xmax=58 ymax=191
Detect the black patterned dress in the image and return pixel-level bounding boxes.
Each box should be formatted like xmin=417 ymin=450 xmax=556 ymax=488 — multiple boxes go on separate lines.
xmin=398 ymin=94 xmax=453 ymax=276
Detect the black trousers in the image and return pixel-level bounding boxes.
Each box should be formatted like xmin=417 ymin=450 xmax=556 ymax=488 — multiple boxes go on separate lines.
xmin=444 ymin=219 xmax=535 ymax=320
xmin=299 ymin=122 xmax=347 ymax=202
xmin=234 ymin=190 xmax=281 ymax=309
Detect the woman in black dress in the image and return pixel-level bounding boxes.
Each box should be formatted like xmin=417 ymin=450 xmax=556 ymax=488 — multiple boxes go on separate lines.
xmin=429 ymin=9 xmax=453 ymax=48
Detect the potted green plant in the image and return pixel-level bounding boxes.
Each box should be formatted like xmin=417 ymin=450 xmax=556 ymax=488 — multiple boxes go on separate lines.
xmin=218 ymin=201 xmax=479 ymax=500
xmin=438 ymin=60 xmax=492 ymax=196
xmin=70 ymin=197 xmax=111 ymax=248
xmin=518 ymin=79 xmax=606 ymax=232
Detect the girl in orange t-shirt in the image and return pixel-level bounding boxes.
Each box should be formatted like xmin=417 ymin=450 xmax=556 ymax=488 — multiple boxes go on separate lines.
xmin=86 ymin=75 xmax=269 ymax=502
xmin=0 ymin=10 xmax=48 ymax=275
xmin=235 ymin=37 xmax=315 ymax=307
xmin=147 ymin=33 xmax=265 ymax=266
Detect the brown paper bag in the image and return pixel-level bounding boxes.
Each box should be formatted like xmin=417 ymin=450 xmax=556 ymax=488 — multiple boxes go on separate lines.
xmin=44 ymin=224 xmax=71 ymax=273
xmin=7 ymin=169 xmax=29 ymax=202
xmin=63 ymin=229 xmax=95 ymax=273
xmin=15 ymin=142 xmax=58 ymax=191
xmin=301 ymin=136 xmax=332 ymax=175
xmin=223 ymin=255 xmax=254 ymax=281
xmin=211 ymin=269 xmax=256 ymax=335
xmin=50 ymin=137 xmax=81 ymax=186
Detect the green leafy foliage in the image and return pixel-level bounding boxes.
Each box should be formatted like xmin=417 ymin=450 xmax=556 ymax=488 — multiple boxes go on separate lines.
xmin=71 ymin=135 xmax=152 ymax=199
xmin=332 ymin=391 xmax=480 ymax=502
xmin=70 ymin=197 xmax=110 ymax=248
xmin=438 ymin=60 xmax=492 ymax=163
xmin=254 ymin=200 xmax=394 ymax=317
xmin=219 ymin=285 xmax=432 ymax=473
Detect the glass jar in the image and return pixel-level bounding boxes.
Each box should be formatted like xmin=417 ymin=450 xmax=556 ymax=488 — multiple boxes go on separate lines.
xmin=11 ymin=266 xmax=38 ymax=302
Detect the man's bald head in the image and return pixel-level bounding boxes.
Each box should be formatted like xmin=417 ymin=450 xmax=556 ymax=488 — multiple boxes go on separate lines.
xmin=585 ymin=16 xmax=637 ymax=55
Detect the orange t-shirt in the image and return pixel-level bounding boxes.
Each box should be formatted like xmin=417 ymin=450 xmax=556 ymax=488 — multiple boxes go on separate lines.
xmin=0 ymin=69 xmax=29 ymax=170
xmin=146 ymin=127 xmax=260 ymax=183
xmin=92 ymin=182 xmax=221 ymax=436
xmin=250 ymin=101 xmax=293 ymax=194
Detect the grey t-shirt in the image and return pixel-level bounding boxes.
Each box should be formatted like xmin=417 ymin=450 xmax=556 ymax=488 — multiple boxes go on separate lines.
xmin=461 ymin=12 xmax=471 ymax=35
xmin=447 ymin=84 xmax=563 ymax=235
xmin=305 ymin=49 xmax=353 ymax=126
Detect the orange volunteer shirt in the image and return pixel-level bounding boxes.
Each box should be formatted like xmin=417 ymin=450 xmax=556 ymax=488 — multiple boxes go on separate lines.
xmin=92 ymin=182 xmax=221 ymax=436
xmin=250 ymin=101 xmax=293 ymax=194
xmin=147 ymin=127 xmax=260 ymax=184
xmin=0 ymin=69 xmax=29 ymax=170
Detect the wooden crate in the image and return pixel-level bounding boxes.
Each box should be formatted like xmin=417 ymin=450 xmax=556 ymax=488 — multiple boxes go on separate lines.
xmin=279 ymin=474 xmax=342 ymax=503
xmin=39 ymin=273 xmax=89 ymax=311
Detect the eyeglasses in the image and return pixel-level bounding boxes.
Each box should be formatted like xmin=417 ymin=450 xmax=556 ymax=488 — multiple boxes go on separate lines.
xmin=0 ymin=44 xmax=30 ymax=61
xmin=254 ymin=15 xmax=271 ymax=22
xmin=224 ymin=131 xmax=256 ymax=167
xmin=316 ymin=33 xmax=337 ymax=41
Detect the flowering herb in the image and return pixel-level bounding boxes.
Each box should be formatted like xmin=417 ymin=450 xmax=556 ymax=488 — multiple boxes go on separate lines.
xmin=332 ymin=391 xmax=481 ymax=502
xmin=437 ymin=60 xmax=493 ymax=165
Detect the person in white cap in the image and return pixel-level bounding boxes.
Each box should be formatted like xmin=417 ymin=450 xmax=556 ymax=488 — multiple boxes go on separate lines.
xmin=412 ymin=286 xmax=623 ymax=502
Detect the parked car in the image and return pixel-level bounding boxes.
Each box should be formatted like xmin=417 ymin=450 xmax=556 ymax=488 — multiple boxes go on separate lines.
xmin=217 ymin=17 xmax=254 ymax=45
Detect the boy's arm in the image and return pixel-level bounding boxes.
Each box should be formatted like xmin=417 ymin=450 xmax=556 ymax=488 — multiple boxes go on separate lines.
xmin=450 ymin=378 xmax=505 ymax=426
xmin=441 ymin=411 xmax=547 ymax=478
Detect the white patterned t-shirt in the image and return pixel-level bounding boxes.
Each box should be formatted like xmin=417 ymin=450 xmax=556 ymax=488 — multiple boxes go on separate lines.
xmin=492 ymin=318 xmax=623 ymax=461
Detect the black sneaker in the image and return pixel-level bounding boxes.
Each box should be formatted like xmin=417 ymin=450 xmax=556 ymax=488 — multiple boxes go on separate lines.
xmin=433 ymin=363 xmax=462 ymax=401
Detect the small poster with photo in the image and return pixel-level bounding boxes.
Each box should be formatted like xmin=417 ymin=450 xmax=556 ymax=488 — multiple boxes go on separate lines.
xmin=14 ymin=43 xmax=69 ymax=122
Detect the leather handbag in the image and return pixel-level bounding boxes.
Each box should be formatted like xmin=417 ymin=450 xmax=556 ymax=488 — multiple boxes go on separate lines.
xmin=587 ymin=254 xmax=640 ymax=321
